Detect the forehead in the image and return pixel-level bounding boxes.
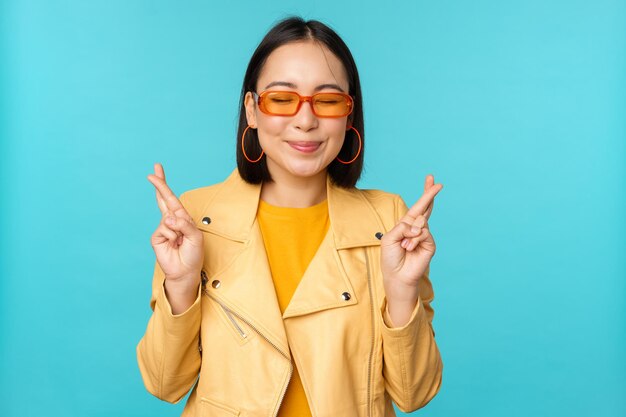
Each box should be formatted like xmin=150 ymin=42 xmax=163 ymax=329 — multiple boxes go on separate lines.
xmin=257 ymin=40 xmax=349 ymax=92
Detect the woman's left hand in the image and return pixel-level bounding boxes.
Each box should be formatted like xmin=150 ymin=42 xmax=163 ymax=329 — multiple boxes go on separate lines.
xmin=381 ymin=175 xmax=443 ymax=300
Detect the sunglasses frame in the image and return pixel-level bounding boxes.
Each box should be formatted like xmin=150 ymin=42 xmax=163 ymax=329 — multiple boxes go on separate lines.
xmin=252 ymin=90 xmax=355 ymax=118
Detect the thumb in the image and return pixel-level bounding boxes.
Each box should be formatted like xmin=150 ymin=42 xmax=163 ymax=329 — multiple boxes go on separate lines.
xmin=164 ymin=215 xmax=202 ymax=243
xmin=382 ymin=221 xmax=423 ymax=245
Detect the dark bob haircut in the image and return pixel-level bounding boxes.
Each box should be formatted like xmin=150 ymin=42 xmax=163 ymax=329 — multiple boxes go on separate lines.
xmin=236 ymin=16 xmax=364 ymax=188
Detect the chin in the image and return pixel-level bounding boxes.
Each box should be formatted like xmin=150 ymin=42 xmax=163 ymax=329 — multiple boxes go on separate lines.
xmin=283 ymin=162 xmax=328 ymax=179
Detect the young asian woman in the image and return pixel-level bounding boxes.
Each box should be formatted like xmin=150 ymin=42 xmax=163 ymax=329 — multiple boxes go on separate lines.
xmin=137 ymin=16 xmax=444 ymax=417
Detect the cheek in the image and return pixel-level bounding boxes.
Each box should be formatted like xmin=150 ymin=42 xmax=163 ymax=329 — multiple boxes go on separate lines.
xmin=324 ymin=120 xmax=349 ymax=151
xmin=256 ymin=116 xmax=285 ymax=148
xmin=257 ymin=116 xmax=288 ymax=141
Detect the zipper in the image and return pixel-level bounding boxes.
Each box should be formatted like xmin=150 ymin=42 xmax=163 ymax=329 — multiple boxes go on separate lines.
xmin=201 ymin=285 xmax=293 ymax=417
xmin=221 ymin=304 xmax=248 ymax=338
xmin=364 ymin=248 xmax=375 ymax=417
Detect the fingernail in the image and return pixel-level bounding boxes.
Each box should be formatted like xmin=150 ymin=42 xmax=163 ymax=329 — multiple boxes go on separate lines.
xmin=411 ymin=225 xmax=421 ymax=233
xmin=166 ymin=216 xmax=176 ymax=226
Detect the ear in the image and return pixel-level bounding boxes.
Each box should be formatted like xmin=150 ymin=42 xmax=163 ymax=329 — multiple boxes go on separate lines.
xmin=346 ymin=115 xmax=353 ymax=130
xmin=244 ymin=92 xmax=257 ymax=128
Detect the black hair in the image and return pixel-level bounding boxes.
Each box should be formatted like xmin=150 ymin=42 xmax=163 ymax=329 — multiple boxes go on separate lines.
xmin=236 ymin=16 xmax=364 ymax=188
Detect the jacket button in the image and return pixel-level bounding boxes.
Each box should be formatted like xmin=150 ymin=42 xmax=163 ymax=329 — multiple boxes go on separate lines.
xmin=341 ymin=292 xmax=351 ymax=301
xmin=375 ymin=232 xmax=383 ymax=240
xmin=202 ymin=216 xmax=211 ymax=225
xmin=211 ymin=279 xmax=221 ymax=289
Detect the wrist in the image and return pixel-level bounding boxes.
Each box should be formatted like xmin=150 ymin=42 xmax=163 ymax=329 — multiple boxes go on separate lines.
xmin=164 ymin=274 xmax=200 ymax=297
xmin=163 ymin=278 xmax=200 ymax=316
xmin=383 ymin=278 xmax=419 ymax=304
xmin=385 ymin=292 xmax=419 ymax=328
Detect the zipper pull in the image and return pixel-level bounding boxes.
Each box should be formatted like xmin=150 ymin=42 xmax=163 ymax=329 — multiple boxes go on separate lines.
xmin=198 ymin=270 xmax=207 ymax=354
xmin=200 ymin=270 xmax=208 ymax=290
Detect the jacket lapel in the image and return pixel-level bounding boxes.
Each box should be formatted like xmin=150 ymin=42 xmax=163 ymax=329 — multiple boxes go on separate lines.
xmin=282 ymin=176 xmax=386 ymax=319
xmin=196 ymin=168 xmax=387 ymax=354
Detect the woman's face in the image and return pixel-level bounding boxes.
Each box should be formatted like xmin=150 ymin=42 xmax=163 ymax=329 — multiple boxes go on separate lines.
xmin=244 ymin=40 xmax=352 ymax=182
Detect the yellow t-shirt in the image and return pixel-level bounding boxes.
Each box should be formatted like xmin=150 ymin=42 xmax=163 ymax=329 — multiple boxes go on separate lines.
xmin=257 ymin=197 xmax=330 ymax=417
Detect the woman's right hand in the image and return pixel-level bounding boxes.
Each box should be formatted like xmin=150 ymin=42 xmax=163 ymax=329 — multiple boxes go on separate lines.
xmin=147 ymin=163 xmax=204 ymax=299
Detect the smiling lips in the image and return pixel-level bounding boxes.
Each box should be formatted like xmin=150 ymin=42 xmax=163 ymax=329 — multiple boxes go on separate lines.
xmin=288 ymin=141 xmax=322 ymax=153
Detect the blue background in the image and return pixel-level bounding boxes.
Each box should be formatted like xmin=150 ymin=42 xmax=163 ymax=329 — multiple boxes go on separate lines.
xmin=1 ymin=1 xmax=624 ymax=416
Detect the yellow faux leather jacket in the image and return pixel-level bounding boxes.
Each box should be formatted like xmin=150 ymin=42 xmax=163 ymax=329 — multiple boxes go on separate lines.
xmin=137 ymin=168 xmax=443 ymax=417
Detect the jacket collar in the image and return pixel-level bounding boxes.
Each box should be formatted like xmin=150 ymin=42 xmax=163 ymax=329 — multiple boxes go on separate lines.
xmin=200 ymin=168 xmax=385 ymax=249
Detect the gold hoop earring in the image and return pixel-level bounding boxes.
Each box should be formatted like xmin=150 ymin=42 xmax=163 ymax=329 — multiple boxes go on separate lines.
xmin=336 ymin=126 xmax=362 ymax=164
xmin=241 ymin=125 xmax=264 ymax=163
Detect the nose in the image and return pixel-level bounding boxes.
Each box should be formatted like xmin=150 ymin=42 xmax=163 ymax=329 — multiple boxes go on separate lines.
xmin=293 ymin=98 xmax=318 ymax=131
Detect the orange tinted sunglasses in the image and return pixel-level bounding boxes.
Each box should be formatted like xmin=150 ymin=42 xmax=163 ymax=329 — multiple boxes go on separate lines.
xmin=252 ymin=90 xmax=354 ymax=118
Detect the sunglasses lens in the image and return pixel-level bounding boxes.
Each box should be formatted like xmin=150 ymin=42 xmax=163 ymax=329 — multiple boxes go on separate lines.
xmin=313 ymin=93 xmax=352 ymax=117
xmin=258 ymin=91 xmax=353 ymax=117
xmin=261 ymin=91 xmax=300 ymax=115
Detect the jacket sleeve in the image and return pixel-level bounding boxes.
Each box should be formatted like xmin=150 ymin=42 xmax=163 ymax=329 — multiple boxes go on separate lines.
xmin=379 ymin=195 xmax=444 ymax=413
xmin=136 ymin=192 xmax=203 ymax=403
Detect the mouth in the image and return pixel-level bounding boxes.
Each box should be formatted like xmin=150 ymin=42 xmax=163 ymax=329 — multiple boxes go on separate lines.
xmin=287 ymin=141 xmax=322 ymax=153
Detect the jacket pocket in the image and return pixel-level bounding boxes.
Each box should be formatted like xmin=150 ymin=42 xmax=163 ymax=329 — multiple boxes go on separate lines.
xmin=200 ymin=396 xmax=240 ymax=416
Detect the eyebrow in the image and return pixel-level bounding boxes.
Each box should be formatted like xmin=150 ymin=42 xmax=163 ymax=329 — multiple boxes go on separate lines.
xmin=263 ymin=81 xmax=346 ymax=93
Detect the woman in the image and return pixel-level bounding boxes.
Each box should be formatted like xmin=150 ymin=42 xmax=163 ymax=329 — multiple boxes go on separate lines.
xmin=137 ymin=16 xmax=444 ymax=417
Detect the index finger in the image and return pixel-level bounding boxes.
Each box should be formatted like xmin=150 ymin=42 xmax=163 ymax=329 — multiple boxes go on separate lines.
xmin=153 ymin=163 xmax=168 ymax=212
xmin=423 ymin=174 xmax=435 ymax=219
xmin=147 ymin=174 xmax=184 ymax=214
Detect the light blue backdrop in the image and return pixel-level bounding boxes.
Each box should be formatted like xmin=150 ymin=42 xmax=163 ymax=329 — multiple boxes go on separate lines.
xmin=1 ymin=1 xmax=624 ymax=416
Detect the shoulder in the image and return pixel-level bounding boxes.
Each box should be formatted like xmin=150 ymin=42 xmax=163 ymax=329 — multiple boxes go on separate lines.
xmin=178 ymin=181 xmax=226 ymax=219
xmin=180 ymin=182 xmax=223 ymax=202
xmin=176 ymin=168 xmax=257 ymax=222
xmin=356 ymin=187 xmax=409 ymax=227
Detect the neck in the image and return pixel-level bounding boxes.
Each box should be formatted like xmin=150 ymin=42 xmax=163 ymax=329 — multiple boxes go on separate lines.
xmin=260 ymin=168 xmax=328 ymax=208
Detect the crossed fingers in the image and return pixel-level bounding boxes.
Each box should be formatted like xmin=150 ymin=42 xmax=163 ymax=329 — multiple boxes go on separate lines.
xmin=147 ymin=163 xmax=193 ymax=240
xmin=399 ymin=174 xmax=442 ymax=250
xmin=401 ymin=174 xmax=443 ymax=224
xmin=148 ymin=164 xmax=185 ymax=213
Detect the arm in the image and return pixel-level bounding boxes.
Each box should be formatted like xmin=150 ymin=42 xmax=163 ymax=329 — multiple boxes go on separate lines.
xmin=379 ymin=195 xmax=443 ymax=412
xmin=136 ymin=261 xmax=202 ymax=403
xmin=136 ymin=191 xmax=203 ymax=403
